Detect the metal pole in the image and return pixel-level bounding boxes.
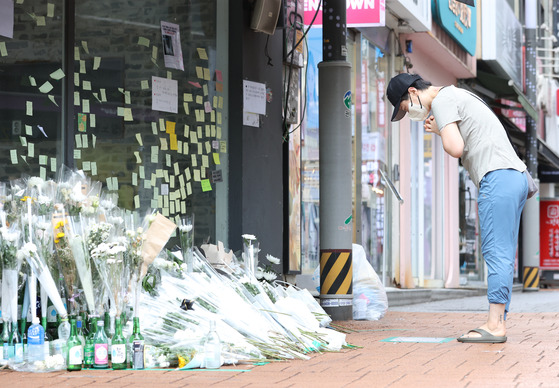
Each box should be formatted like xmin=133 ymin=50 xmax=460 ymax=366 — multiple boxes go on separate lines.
xmin=318 ymin=0 xmax=353 ymax=320
xmin=522 ymin=0 xmax=540 ymax=291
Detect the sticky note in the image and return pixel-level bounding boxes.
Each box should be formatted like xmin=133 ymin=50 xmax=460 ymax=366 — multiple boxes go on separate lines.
xmin=29 ymin=76 xmax=37 ymax=86
xmin=20 ymin=136 xmax=27 ymax=146
xmin=10 ymin=150 xmax=17 ymax=164
xmin=82 ymin=41 xmax=89 ymax=54
xmin=90 ymin=114 xmax=96 ymax=127
xmin=220 ymin=141 xmax=227 ymax=153
xmin=194 ymin=169 xmax=200 ymax=182
xmin=50 ymin=157 xmax=56 ymax=172
xmin=83 ymin=80 xmax=91 ymax=90
xmin=205 ymin=141 xmax=211 ymax=154
xmin=125 ymin=91 xmax=131 ymax=105
xmin=134 ymin=195 xmax=140 ymax=209
xmin=189 ymin=81 xmax=201 ymax=88
xmin=82 ymin=134 xmax=88 ymax=148
xmin=91 ymin=162 xmax=97 ymax=175
xmin=195 ymin=110 xmax=204 ymax=122
xmin=139 ymin=165 xmax=145 ymax=179
xmin=74 ymin=92 xmax=80 ymax=106
xmin=215 ymin=70 xmax=223 ymax=82
xmin=159 ymin=118 xmax=165 ymax=132
xmin=73 ymin=149 xmax=81 ymax=159
xmin=75 ymin=134 xmax=82 ymax=148
xmin=184 ymin=93 xmax=193 ymax=102
xmin=93 ymin=57 xmax=101 ymax=70
xmin=36 ymin=16 xmax=46 ymax=26
xmin=100 ymin=88 xmax=107 ymax=102
xmin=39 ymin=155 xmax=48 ymax=165
xmin=202 ymin=155 xmax=209 ymax=168
xmin=186 ymin=182 xmax=192 ymax=196
xmin=134 ymin=151 xmax=142 ymax=163
xmin=216 ymin=82 xmax=223 ymax=92
xmin=213 ymin=153 xmax=220 ymax=165
xmin=151 ymin=146 xmax=159 ymax=163
xmin=74 ymin=46 xmax=80 ymax=60
xmin=47 ymin=3 xmax=55 ymax=17
xmin=132 ymin=172 xmax=138 ymax=186
xmin=82 ymin=99 xmax=90 ymax=113
xmin=124 ymin=108 xmax=133 ymax=121
xmin=48 ymin=95 xmax=58 ymax=106
xmin=117 ymin=107 xmax=124 ymax=116
xmin=80 ymin=60 xmax=86 ymax=74
xmin=183 ymin=103 xmax=189 ymax=115
xmin=152 ymin=122 xmax=158 ymax=135
xmin=203 ymin=84 xmax=208 ymax=96
xmin=201 ymin=179 xmax=212 ymax=192
xmin=141 ymin=80 xmax=149 ymax=90
xmin=50 ymin=69 xmax=65 ymax=80
xmin=196 ymin=66 xmax=204 ymax=79
xmin=26 ymin=101 xmax=33 ymax=116
xmin=160 ymin=137 xmax=168 ymax=151
xmin=185 ymin=168 xmax=191 ymax=181
xmin=138 ymin=37 xmax=150 ymax=47
xmin=197 ymin=48 xmax=208 ymax=60
xmin=82 ymin=161 xmax=91 ymax=171
xmin=92 ymin=134 xmax=96 ymax=148
xmin=40 ymin=167 xmax=46 ymax=180
xmin=78 ymin=112 xmax=87 ymax=132
xmin=166 ymin=121 xmax=176 ymax=134
xmin=25 ymin=125 xmax=32 ymax=135
xmin=165 ymin=154 xmax=171 ymax=168
xmin=170 ymin=134 xmax=178 ymax=150
xmin=136 ymin=133 xmax=143 ymax=146
xmin=152 ymin=46 xmax=158 ymax=59
xmin=190 ymin=131 xmax=198 ymax=143
xmin=191 ymin=154 xmax=197 ymax=167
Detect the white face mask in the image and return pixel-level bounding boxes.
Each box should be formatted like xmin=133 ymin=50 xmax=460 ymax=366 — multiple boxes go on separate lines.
xmin=408 ymin=95 xmax=430 ymax=122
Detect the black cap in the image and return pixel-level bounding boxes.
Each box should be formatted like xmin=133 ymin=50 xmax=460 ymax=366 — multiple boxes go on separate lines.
xmin=387 ymin=73 xmax=422 ymax=122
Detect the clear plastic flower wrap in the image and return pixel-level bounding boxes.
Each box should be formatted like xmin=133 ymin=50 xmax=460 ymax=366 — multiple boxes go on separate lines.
xmin=53 ymin=215 xmax=81 ymax=316
xmin=1 ymin=222 xmax=23 ymax=326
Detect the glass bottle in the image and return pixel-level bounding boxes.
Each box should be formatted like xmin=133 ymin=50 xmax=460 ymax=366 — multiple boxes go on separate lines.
xmin=9 ymin=321 xmax=23 ymax=363
xmin=58 ymin=317 xmax=71 ymax=341
xmin=83 ymin=317 xmax=97 ymax=368
xmin=76 ymin=316 xmax=86 ymax=349
xmin=41 ymin=316 xmax=52 ymax=359
xmin=1 ymin=320 xmax=10 ymax=361
xmin=111 ymin=317 xmax=127 ymax=370
xmin=66 ymin=319 xmax=83 ymax=371
xmin=203 ymin=320 xmax=221 ymax=369
xmin=128 ymin=317 xmax=144 ymax=369
xmin=93 ymin=319 xmax=109 ymax=369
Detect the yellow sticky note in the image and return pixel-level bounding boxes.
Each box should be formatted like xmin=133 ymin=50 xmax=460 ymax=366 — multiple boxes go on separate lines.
xmin=82 ymin=80 xmax=91 ymax=90
xmin=136 ymin=133 xmax=143 ymax=146
xmin=152 ymin=46 xmax=158 ymax=60
xmin=141 ymin=80 xmax=149 ymax=90
xmin=138 ymin=37 xmax=150 ymax=47
xmin=217 ymin=126 xmax=222 ymax=139
xmin=166 ymin=121 xmax=176 ymax=134
xmin=93 ymin=57 xmax=101 ymax=70
xmin=191 ymin=154 xmax=197 ymax=167
xmin=213 ymin=153 xmax=220 ymax=165
xmin=73 ymin=149 xmax=81 ymax=159
xmin=196 ymin=95 xmax=203 ymax=105
xmin=160 ymin=137 xmax=168 ymax=151
xmin=159 ymin=118 xmax=165 ymax=132
xmin=47 ymin=3 xmax=55 ymax=17
xmin=170 ymin=134 xmax=178 ymax=150
xmin=90 ymin=113 xmax=96 ymax=127
xmin=203 ymin=68 xmax=210 ymax=81
xmin=82 ymin=161 xmax=91 ymax=171
xmin=0 ymin=42 xmax=7 ymax=57
xmin=74 ymin=47 xmax=80 ymax=61
xmin=202 ymin=155 xmax=209 ymax=168
xmin=184 ymin=93 xmax=193 ymax=102
xmin=81 ymin=41 xmax=89 ymax=54
xmin=123 ymin=108 xmax=133 ymax=121
xmin=80 ymin=60 xmax=86 ymax=74
xmin=205 ymin=141 xmax=211 ymax=154
xmin=183 ymin=103 xmax=189 ymax=115
xmin=196 ymin=66 xmax=204 ymax=79
xmin=26 ymin=101 xmax=33 ymax=116
xmin=132 ymin=172 xmax=138 ymax=186
xmin=74 ymin=73 xmax=80 ymax=87
xmin=190 ymin=131 xmax=198 ymax=143
xmin=117 ymin=107 xmax=124 ymax=116
xmin=10 ymin=150 xmax=17 ymax=164
xmin=194 ymin=169 xmax=201 ymax=182
xmin=203 ymin=84 xmax=208 ymax=96
xmin=134 ymin=195 xmax=140 ymax=209
xmin=186 ymin=182 xmax=192 ymax=196
xmin=185 ymin=168 xmax=191 ymax=181
xmin=82 ymin=99 xmax=90 ymax=113
xmin=220 ymin=141 xmax=227 ymax=153
xmin=36 ymin=16 xmax=46 ymax=26
xmin=134 ymin=151 xmax=142 ymax=163
xmin=195 ymin=110 xmax=204 ymax=122
xmin=197 ymin=48 xmax=208 ymax=60
xmin=201 ymin=179 xmax=212 ymax=192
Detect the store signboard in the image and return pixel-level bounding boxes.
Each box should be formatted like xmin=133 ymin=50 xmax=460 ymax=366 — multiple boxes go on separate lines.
xmin=304 ymin=0 xmax=385 ymax=27
xmin=481 ymin=0 xmax=522 ymax=86
xmin=432 ymin=0 xmax=477 ymax=56
xmin=539 ymin=200 xmax=559 ymax=269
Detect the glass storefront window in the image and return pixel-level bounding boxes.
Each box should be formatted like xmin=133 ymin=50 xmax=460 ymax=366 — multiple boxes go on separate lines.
xmin=459 ymin=166 xmax=482 ymax=282
xmin=1 ymin=1 xmax=225 ymax=246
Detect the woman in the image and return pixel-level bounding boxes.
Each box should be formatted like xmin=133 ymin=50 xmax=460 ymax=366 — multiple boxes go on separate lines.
xmin=387 ymin=73 xmax=532 ymax=343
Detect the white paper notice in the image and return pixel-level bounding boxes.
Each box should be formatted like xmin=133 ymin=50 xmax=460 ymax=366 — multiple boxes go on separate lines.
xmin=243 ymin=80 xmax=266 ymax=115
xmin=152 ymin=76 xmax=178 ymax=114
xmin=0 ymin=0 xmax=14 ymax=39
xmin=161 ymin=21 xmax=184 ymax=71
xmin=243 ymin=112 xmax=259 ymax=128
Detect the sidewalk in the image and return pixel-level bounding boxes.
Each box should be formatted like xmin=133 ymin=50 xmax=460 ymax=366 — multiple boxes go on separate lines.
xmin=2 ymin=296 xmax=558 ymax=387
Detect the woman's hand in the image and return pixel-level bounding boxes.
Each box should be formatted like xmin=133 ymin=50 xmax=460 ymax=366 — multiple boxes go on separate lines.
xmin=424 ymin=115 xmax=440 ymax=136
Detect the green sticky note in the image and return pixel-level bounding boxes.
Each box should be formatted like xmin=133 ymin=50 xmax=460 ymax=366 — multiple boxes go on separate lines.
xmin=50 ymin=68 xmax=65 ymax=80
xmin=0 ymin=42 xmax=6 ymax=57
xmin=138 ymin=37 xmax=150 ymax=47
xmin=201 ymin=179 xmax=212 ymax=192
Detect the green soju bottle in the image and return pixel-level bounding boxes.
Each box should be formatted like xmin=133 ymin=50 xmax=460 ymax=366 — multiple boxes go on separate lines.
xmin=111 ymin=317 xmax=127 ymax=370
xmin=93 ymin=319 xmax=109 ymax=369
xmin=83 ymin=317 xmax=97 ymax=368
xmin=1 ymin=320 xmax=10 ymax=361
xmin=9 ymin=321 xmax=23 ymax=363
xmin=128 ymin=317 xmax=144 ymax=369
xmin=66 ymin=319 xmax=83 ymax=371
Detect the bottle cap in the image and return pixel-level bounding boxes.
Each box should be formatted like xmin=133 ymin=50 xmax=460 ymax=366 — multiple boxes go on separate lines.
xmin=32 ymin=317 xmax=40 ymax=325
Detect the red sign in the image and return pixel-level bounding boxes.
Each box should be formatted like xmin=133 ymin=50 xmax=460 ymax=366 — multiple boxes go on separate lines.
xmin=540 ymin=200 xmax=559 ymax=269
xmin=304 ymin=0 xmax=385 ymax=27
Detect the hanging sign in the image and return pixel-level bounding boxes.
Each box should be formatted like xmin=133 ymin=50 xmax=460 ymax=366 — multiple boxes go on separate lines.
xmin=304 ymin=0 xmax=385 ymax=27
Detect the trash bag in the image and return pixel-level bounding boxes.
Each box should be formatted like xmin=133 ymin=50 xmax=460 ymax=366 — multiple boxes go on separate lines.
xmin=352 ymin=243 xmax=388 ymax=320
xmin=311 ymin=243 xmax=388 ymax=321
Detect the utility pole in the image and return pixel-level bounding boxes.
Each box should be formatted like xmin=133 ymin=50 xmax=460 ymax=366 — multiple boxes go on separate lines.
xmin=318 ymin=0 xmax=353 ymax=320
xmin=522 ymin=0 xmax=540 ymax=291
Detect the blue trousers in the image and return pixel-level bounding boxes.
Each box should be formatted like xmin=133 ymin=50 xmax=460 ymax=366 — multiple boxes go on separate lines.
xmin=478 ymin=169 xmax=528 ymax=319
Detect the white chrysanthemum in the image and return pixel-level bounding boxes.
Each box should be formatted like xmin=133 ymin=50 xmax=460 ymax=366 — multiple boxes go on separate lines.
xmin=1 ymin=227 xmax=19 ymax=242
xmin=100 ymin=200 xmax=116 ymax=209
xmin=263 ymin=271 xmax=277 ymax=281
xmin=255 ymin=267 xmax=265 ymax=280
xmin=37 ymin=195 xmax=51 ymax=205
xmin=179 ymin=224 xmax=193 ymax=233
xmin=266 ymin=254 xmax=280 ymax=265
xmin=242 ymin=234 xmax=256 ymax=241
xmin=28 ymin=176 xmax=45 ymax=189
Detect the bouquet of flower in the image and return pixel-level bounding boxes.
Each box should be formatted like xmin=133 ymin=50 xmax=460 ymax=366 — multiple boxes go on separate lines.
xmin=55 ymin=167 xmax=100 ymax=217
xmin=242 ymin=234 xmax=259 ymax=277
xmin=122 ymin=211 xmax=149 ymax=317
xmin=34 ymin=216 xmax=59 ymax=322
xmin=1 ymin=223 xmax=22 ymax=326
xmin=178 ymin=214 xmax=195 ymax=273
xmin=53 ymin=218 xmax=81 ymax=315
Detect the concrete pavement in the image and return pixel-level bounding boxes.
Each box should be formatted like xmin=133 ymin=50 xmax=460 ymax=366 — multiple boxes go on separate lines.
xmin=1 ymin=289 xmax=558 ymax=387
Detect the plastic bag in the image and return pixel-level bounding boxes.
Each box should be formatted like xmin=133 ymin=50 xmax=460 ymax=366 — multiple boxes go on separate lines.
xmin=311 ymin=243 xmax=388 ymax=321
xmin=352 ymin=243 xmax=388 ymax=320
